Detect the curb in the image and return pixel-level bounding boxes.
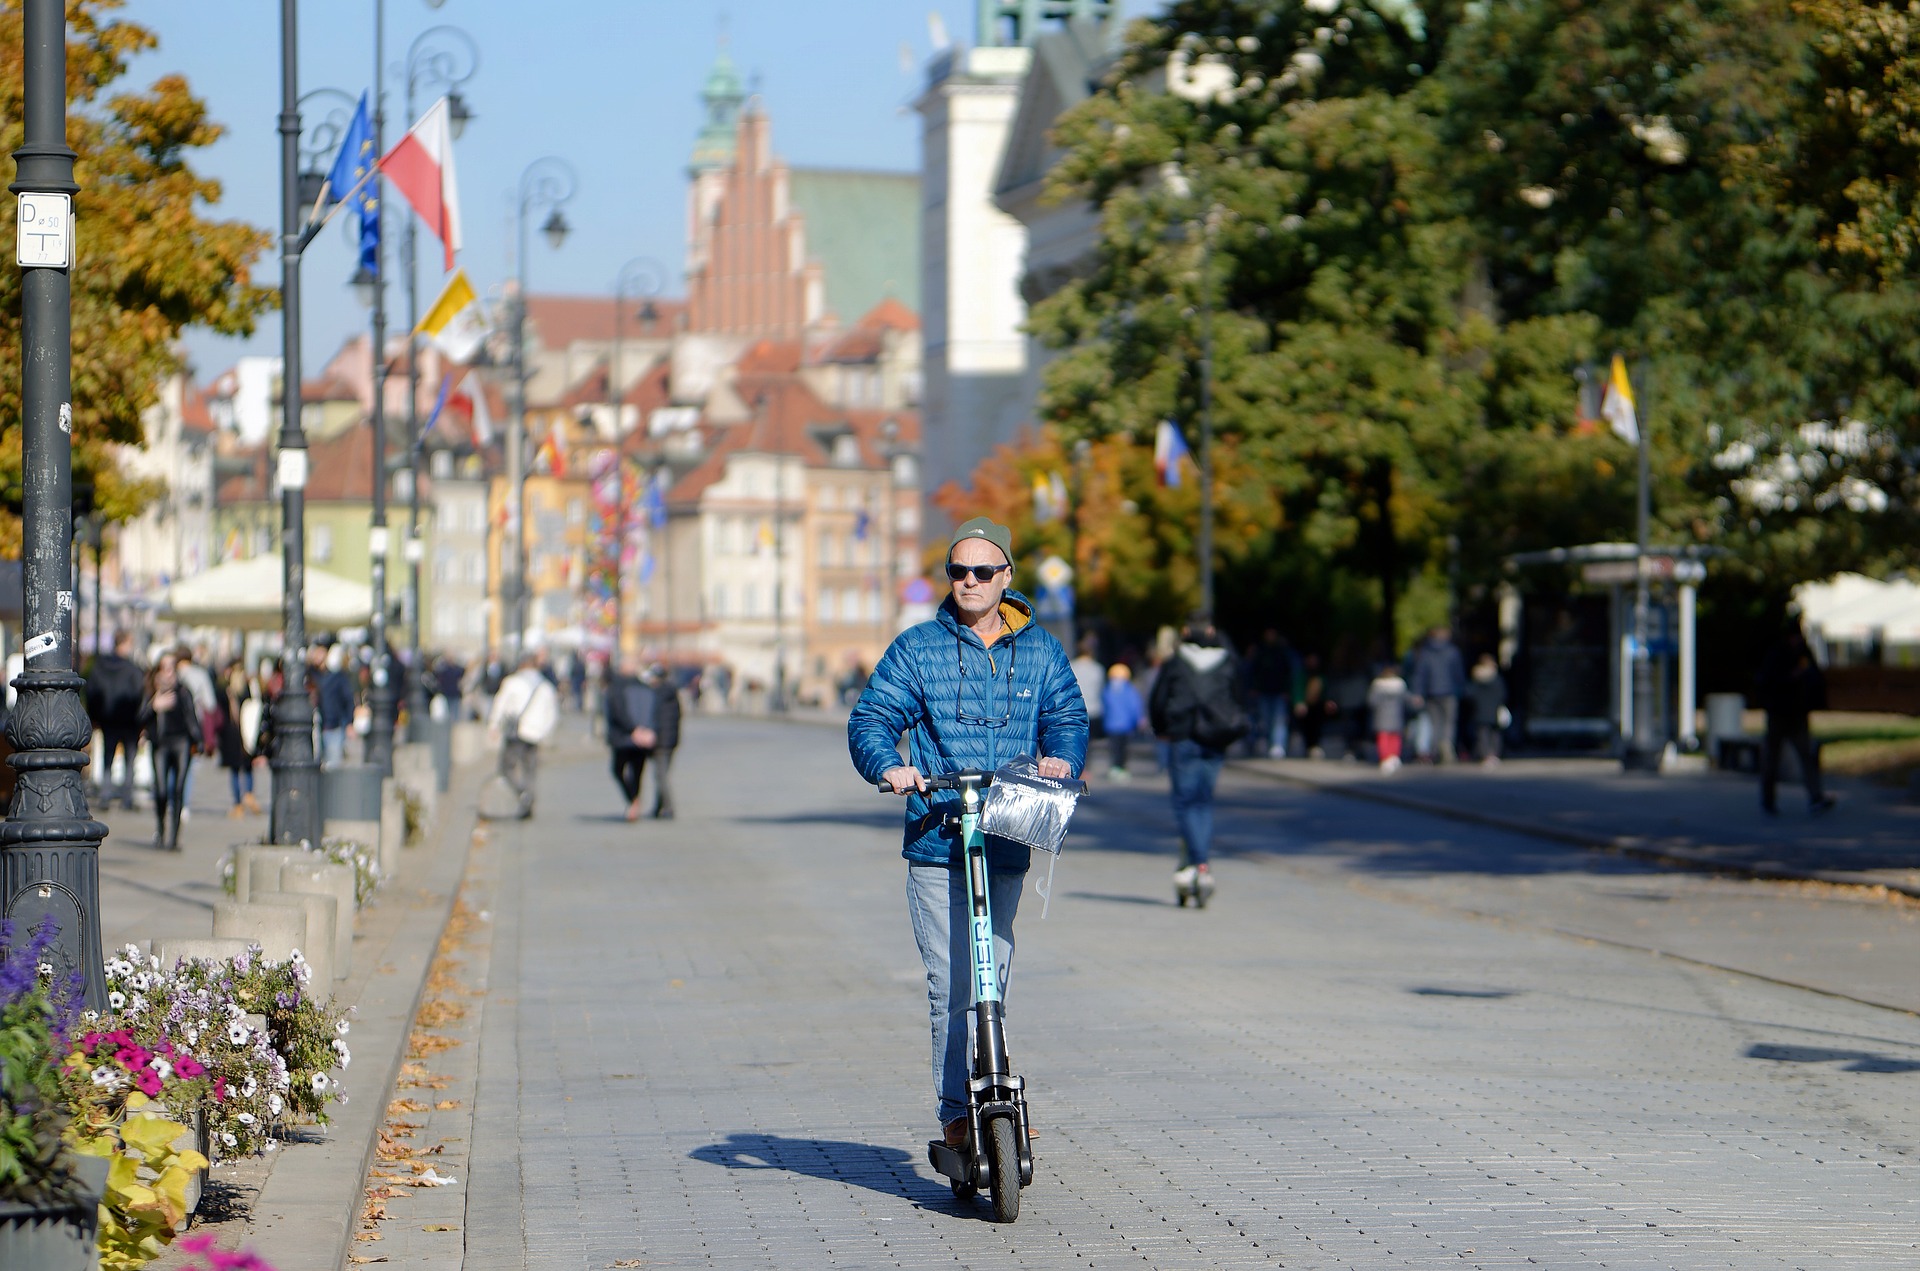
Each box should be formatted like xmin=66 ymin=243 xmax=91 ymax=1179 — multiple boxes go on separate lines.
xmin=245 ymin=762 xmax=482 ymax=1271
xmin=1230 ymin=760 xmax=1920 ymax=903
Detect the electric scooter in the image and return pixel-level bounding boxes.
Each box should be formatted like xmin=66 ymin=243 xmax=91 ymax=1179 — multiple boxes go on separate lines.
xmin=880 ymin=768 xmax=1080 ymax=1222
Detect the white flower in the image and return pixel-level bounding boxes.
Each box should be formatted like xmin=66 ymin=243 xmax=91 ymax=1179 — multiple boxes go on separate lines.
xmin=269 ymin=1094 xmax=283 ymax=1115
xmin=109 ymin=991 xmax=126 ymax=1011
xmin=289 ymin=949 xmax=305 ymax=964
xmin=263 ymin=1140 xmax=276 ymax=1152
xmin=236 ymin=1112 xmax=256 ymax=1125
xmin=222 ymin=1132 xmax=238 ymax=1147
xmin=151 ymin=1057 xmax=173 ymax=1081
xmin=122 ymin=944 xmax=142 ymax=961
xmin=310 ymin=1072 xmax=329 ymax=1093
xmin=35 ymin=961 xmax=52 ymax=977
xmin=337 ymin=1094 xmax=349 ymax=1105
xmin=127 ymin=993 xmax=146 ymax=1015
xmin=229 ymin=1023 xmax=249 ymax=1045
xmin=82 ymin=1010 xmax=98 ymax=1023
xmin=332 ymin=1039 xmax=351 ymax=1067
xmin=243 ymin=1076 xmax=258 ymax=1097
xmin=91 ymin=1066 xmax=116 ymax=1087
xmin=335 ymin=1019 xmax=351 ymax=1036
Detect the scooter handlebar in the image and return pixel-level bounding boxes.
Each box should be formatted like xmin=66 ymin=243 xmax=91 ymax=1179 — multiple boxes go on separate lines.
xmin=874 ymin=770 xmax=1088 ymax=795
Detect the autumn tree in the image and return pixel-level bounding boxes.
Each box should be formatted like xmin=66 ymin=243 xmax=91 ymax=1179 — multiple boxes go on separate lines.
xmin=0 ymin=0 xmax=273 ymax=551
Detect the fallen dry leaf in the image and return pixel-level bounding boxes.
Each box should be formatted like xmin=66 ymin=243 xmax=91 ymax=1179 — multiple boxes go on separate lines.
xmin=353 ymin=1231 xmax=383 ymax=1243
xmin=424 ymin=1224 xmax=458 ymax=1232
xmin=434 ymin=1099 xmax=462 ymax=1110
xmin=347 ymin=1257 xmax=390 ymax=1265
xmin=611 ymin=1261 xmax=644 ymax=1268
xmin=388 ymin=1098 xmax=429 ymax=1115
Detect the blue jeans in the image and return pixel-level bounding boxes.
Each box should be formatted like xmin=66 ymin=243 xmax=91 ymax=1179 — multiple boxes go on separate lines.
xmin=1257 ymin=692 xmax=1290 ymax=757
xmin=1167 ymin=738 xmax=1226 ymax=867
xmin=320 ymin=726 xmax=347 ymax=769
xmin=907 ymin=862 xmax=1023 ymax=1125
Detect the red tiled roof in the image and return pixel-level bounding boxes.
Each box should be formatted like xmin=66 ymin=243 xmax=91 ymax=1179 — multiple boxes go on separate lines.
xmin=523 ymin=295 xmax=687 ymax=350
xmin=181 ymin=386 xmax=215 ymax=436
xmin=857 ymin=296 xmax=919 ymax=333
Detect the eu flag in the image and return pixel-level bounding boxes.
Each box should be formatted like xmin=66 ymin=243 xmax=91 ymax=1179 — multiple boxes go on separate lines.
xmin=325 ymin=92 xmax=379 ymax=275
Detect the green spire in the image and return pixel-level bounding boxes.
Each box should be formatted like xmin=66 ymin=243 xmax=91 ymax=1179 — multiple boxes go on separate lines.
xmin=691 ymin=41 xmax=745 ymax=173
xmin=975 ymin=0 xmax=1113 ymax=48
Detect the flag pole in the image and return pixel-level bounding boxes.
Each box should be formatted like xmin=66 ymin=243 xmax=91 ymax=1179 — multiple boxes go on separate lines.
xmin=1624 ymin=355 xmax=1660 ymax=771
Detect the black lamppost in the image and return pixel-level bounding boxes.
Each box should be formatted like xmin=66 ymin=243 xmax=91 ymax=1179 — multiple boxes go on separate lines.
xmin=505 ymin=157 xmax=575 ymax=658
xmin=269 ymin=0 xmax=323 ymax=850
xmin=608 ymin=257 xmax=663 ymax=661
xmin=401 ymin=26 xmax=476 ymax=738
xmin=2 ymin=0 xmax=107 ymax=1007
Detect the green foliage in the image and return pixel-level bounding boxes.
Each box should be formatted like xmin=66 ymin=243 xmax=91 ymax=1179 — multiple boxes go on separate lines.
xmin=69 ymin=1096 xmax=208 ymax=1271
xmin=0 ymin=0 xmax=273 ymax=554
xmin=960 ymin=0 xmax=1920 ymax=655
xmin=0 ymin=983 xmax=81 ymax=1207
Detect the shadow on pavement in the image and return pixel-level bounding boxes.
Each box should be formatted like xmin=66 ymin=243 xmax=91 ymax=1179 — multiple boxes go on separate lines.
xmin=1408 ymin=986 xmax=1520 ymax=1000
xmin=1746 ymin=1042 xmax=1920 ymax=1074
xmin=688 ymin=1132 xmax=954 ymax=1208
xmin=1063 ymin=889 xmax=1172 ymax=908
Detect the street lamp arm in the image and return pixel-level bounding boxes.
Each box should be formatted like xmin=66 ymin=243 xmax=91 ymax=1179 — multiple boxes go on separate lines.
xmin=404 ymin=24 xmax=480 ymax=98
xmin=519 ymin=156 xmax=578 ymax=218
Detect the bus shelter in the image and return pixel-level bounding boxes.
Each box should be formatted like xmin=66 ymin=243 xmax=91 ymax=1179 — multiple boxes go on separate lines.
xmin=1504 ymin=543 xmax=1718 ymax=755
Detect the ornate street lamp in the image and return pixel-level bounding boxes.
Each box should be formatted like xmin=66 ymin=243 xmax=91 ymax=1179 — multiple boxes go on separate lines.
xmin=2 ymin=0 xmax=107 ymax=1006
xmin=505 ymin=157 xmax=576 ymax=659
xmin=607 ymin=257 xmax=666 ymax=661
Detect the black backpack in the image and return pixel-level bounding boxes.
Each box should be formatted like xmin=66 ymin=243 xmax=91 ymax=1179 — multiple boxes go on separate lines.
xmin=1190 ymin=663 xmax=1250 ymax=751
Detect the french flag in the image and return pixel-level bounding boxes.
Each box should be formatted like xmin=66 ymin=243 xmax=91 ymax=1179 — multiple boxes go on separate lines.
xmin=379 ymin=97 xmax=462 ymax=270
xmin=1154 ymin=419 xmax=1190 ymax=488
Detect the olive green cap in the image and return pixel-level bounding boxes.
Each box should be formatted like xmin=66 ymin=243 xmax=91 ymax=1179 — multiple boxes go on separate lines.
xmin=947 ymin=516 xmax=1013 ymax=565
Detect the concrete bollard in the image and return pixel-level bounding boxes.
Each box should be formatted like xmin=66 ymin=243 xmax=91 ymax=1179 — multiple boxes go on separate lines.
xmin=450 ymin=720 xmax=489 ymax=768
xmin=380 ymin=778 xmax=406 ymax=871
xmin=150 ymin=937 xmax=255 ymax=971
xmin=212 ymin=898 xmax=308 ymax=968
xmin=260 ymin=890 xmax=337 ymax=988
xmin=279 ymin=861 xmax=356 ymax=980
xmin=244 ymin=847 xmax=313 ymax=903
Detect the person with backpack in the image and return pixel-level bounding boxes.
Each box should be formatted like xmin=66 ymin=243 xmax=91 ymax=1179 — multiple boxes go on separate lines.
xmin=86 ymin=629 xmax=146 ymax=810
xmin=487 ymin=652 xmax=561 ymax=819
xmin=1148 ymin=612 xmax=1248 ymax=899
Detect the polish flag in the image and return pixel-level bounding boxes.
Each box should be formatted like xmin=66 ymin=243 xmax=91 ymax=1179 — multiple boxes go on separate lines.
xmin=379 ymin=97 xmax=462 ymax=270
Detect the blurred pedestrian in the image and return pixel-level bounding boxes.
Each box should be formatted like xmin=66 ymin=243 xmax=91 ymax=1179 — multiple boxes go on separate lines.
xmin=1101 ymin=662 xmax=1144 ymax=780
xmin=1408 ymin=626 xmax=1467 ymax=763
xmin=175 ymin=644 xmax=218 ymax=820
xmin=488 ymin=652 xmax=561 ymax=819
xmin=1756 ymin=621 xmax=1834 ymax=815
xmin=1468 ymin=653 xmax=1508 ymax=766
xmin=1367 ymin=662 xmax=1410 ymax=774
xmin=604 ymin=655 xmax=657 ymax=821
xmin=1148 ymin=613 xmax=1247 ymax=898
xmin=86 ymin=629 xmax=145 ymax=810
xmin=1294 ymin=652 xmax=1337 ymax=759
xmin=315 ymin=640 xmax=356 ymax=770
xmin=138 ymin=650 xmax=199 ymax=851
xmin=645 ymin=662 xmax=682 ymax=819
xmin=1071 ymin=634 xmax=1106 ymax=744
xmin=215 ymin=657 xmax=261 ymax=817
xmin=1246 ymin=628 xmax=1297 ymax=758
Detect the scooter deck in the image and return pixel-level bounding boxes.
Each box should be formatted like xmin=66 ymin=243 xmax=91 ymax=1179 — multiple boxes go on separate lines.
xmin=928 ymin=1139 xmax=970 ymax=1182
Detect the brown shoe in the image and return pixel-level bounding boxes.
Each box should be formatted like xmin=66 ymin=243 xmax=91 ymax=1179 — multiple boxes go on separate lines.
xmin=941 ymin=1117 xmax=968 ymax=1149
xmin=243 ymin=792 xmax=263 ymax=815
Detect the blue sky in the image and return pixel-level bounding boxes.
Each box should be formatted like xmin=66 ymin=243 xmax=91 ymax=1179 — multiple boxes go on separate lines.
xmin=116 ymin=0 xmax=1157 ymax=382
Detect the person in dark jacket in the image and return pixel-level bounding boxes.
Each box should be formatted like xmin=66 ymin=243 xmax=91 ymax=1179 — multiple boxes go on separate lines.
xmin=645 ymin=663 xmax=682 ymax=819
xmin=1407 ymin=626 xmax=1468 ymax=763
xmin=1245 ymin=628 xmax=1298 ymax=758
xmin=314 ymin=640 xmax=356 ymax=770
xmin=138 ymin=650 xmax=200 ymax=851
xmin=848 ymin=515 xmax=1088 ymax=1152
xmin=216 ymin=658 xmax=260 ymax=817
xmin=1467 ymin=654 xmax=1508 ymax=765
xmin=86 ymin=629 xmax=145 ymax=810
xmin=1148 ymin=613 xmax=1244 ymax=895
xmin=1756 ymin=622 xmax=1834 ymax=815
xmin=604 ymin=656 xmax=657 ymax=822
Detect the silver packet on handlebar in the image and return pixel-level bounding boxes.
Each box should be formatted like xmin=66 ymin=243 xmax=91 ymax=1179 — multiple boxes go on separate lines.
xmin=979 ymin=755 xmax=1083 ymax=918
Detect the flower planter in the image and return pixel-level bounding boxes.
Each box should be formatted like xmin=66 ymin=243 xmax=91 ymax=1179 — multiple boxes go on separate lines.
xmin=0 ymin=1155 xmax=109 ymax=1271
xmin=145 ymin=1104 xmax=211 ymax=1216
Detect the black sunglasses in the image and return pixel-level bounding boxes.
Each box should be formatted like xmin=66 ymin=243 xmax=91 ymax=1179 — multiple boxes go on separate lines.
xmin=946 ymin=562 xmax=1011 ymax=583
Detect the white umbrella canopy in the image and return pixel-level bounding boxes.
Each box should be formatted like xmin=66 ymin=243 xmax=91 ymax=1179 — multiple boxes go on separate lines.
xmin=159 ymin=555 xmax=372 ymax=631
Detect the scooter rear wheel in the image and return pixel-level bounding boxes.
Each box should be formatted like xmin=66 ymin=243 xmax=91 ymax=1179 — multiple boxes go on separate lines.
xmin=987 ymin=1115 xmax=1021 ymax=1223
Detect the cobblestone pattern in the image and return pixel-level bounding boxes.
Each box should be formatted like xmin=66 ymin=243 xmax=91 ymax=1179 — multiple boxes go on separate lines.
xmin=462 ymin=720 xmax=1920 ymax=1270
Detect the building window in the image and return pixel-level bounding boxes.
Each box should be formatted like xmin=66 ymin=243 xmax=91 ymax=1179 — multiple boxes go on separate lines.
xmin=711 ymin=585 xmax=727 ymax=618
xmin=819 ymin=590 xmax=835 ymax=623
xmin=433 ymin=549 xmax=452 ymax=584
xmin=311 ymin=524 xmax=332 ymax=563
xmin=567 ymin=498 xmax=584 ymax=526
xmin=467 ymin=501 xmax=486 ymax=534
xmin=467 ymin=552 xmax=486 ymax=585
xmin=434 ymin=601 xmax=456 ymax=638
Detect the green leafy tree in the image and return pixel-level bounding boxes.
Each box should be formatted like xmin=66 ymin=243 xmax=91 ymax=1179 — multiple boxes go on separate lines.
xmin=0 ymin=0 xmax=273 ymax=553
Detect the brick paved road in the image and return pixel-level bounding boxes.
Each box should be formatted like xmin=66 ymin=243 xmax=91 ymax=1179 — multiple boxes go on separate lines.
xmin=448 ymin=718 xmax=1920 ymax=1270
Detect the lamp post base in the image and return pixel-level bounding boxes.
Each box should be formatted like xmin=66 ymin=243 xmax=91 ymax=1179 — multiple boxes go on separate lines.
xmin=269 ymin=685 xmax=323 ymax=847
xmin=1620 ymin=743 xmax=1666 ymax=773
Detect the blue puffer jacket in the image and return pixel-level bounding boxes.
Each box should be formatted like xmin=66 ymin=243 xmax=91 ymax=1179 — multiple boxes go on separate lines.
xmin=848 ymin=591 xmax=1088 ymax=872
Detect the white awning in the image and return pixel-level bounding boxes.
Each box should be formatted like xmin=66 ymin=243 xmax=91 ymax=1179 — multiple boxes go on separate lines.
xmin=159 ymin=555 xmax=373 ymax=632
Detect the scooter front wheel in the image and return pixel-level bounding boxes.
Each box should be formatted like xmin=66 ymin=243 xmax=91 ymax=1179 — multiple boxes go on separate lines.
xmin=987 ymin=1115 xmax=1021 ymax=1222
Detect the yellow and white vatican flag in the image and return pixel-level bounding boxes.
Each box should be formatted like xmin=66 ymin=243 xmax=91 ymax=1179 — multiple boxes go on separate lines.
xmin=1600 ymin=354 xmax=1638 ymax=445
xmin=417 ymin=269 xmax=487 ymax=363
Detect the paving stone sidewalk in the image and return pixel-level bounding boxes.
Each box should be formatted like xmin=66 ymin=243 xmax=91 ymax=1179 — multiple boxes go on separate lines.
xmin=1238 ymin=754 xmax=1920 ymax=895
xmin=425 ymin=717 xmax=1920 ymax=1271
